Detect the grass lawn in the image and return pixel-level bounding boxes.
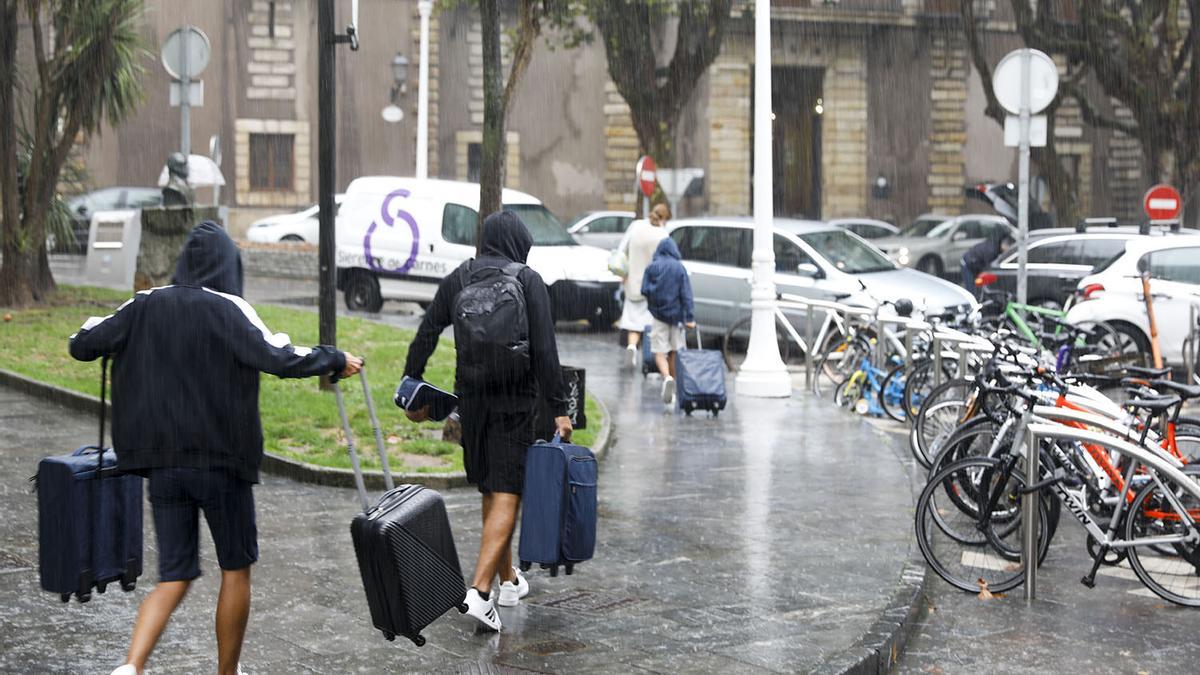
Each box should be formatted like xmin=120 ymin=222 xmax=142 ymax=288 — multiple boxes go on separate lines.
xmin=1 ymin=285 xmax=599 ymax=474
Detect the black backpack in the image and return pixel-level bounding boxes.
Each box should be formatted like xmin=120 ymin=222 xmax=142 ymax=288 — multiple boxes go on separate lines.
xmin=452 ymin=261 xmax=531 ymax=387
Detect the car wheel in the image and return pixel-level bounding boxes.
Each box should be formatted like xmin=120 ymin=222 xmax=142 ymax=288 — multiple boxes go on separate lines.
xmin=916 ymin=255 xmax=944 ymax=277
xmin=344 ymin=271 xmax=384 ymax=313
xmin=281 ymin=234 xmax=304 ymax=243
xmin=1107 ymin=320 xmax=1151 ymax=367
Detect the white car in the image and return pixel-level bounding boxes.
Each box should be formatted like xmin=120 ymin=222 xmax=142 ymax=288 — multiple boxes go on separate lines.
xmin=567 ymin=210 xmax=635 ymax=250
xmin=1066 ymin=235 xmax=1200 ymax=364
xmin=334 ymin=177 xmax=621 ymax=325
xmin=245 ymin=194 xmax=345 ymax=244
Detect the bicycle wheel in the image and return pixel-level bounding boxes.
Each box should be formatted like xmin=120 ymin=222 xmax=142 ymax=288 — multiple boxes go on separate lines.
xmin=879 ymin=362 xmax=908 ymax=423
xmin=915 ymin=456 xmax=1052 ymax=594
xmin=1124 ymin=466 xmax=1200 ymax=607
xmin=1069 ymin=320 xmax=1133 ymax=377
xmin=1173 ymin=417 xmax=1200 ymax=463
xmin=911 ymin=378 xmax=976 ymax=468
xmin=814 ymin=334 xmax=870 ymax=397
xmin=722 ymin=314 xmax=792 ymax=372
xmin=834 ymin=371 xmax=866 ymax=411
xmin=903 ymin=357 xmax=960 ymax=422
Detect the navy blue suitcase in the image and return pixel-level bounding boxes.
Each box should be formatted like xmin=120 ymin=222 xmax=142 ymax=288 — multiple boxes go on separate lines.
xmin=37 ymin=357 xmax=143 ymax=602
xmin=676 ymin=330 xmax=727 ymax=417
xmin=518 ymin=436 xmax=597 ymax=576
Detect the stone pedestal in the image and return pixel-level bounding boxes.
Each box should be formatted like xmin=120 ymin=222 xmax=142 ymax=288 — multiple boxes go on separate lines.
xmin=135 ymin=206 xmax=220 ymax=291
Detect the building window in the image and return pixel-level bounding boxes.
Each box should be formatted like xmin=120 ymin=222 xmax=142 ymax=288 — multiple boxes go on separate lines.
xmin=249 ymin=133 xmax=294 ymax=191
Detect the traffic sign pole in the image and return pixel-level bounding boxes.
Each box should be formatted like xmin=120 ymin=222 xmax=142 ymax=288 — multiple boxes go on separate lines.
xmin=180 ymin=27 xmax=190 ymax=156
xmin=1016 ymin=50 xmax=1030 ymax=306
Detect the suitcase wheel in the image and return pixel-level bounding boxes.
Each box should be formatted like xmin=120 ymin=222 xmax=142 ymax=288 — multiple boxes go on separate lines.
xmin=382 ymin=630 xmax=396 ymax=642
xmin=565 ymin=563 xmax=574 ymax=576
xmin=549 ymin=565 xmax=559 ymax=578
xmin=410 ymin=634 xmax=426 ymax=647
xmin=96 ymin=582 xmax=107 ymax=594
xmin=711 ymin=409 xmax=719 ymax=418
xmin=519 ymin=560 xmax=532 ymax=572
xmin=458 ymin=603 xmax=469 ymax=614
xmin=76 ymin=591 xmax=91 ymax=603
xmin=59 ymin=593 xmax=70 ymax=603
xmin=121 ymin=580 xmax=137 ymax=593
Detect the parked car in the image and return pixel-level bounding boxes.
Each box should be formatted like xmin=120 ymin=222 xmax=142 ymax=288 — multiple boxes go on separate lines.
xmin=975 ymin=232 xmax=1140 ymax=309
xmin=58 ymin=187 xmax=162 ymax=253
xmin=1066 ymin=235 xmax=1200 ymax=365
xmin=827 ymin=218 xmax=899 ymax=240
xmin=246 ymin=195 xmax=345 ymax=244
xmin=567 ymin=210 xmax=635 ymax=250
xmin=334 ymin=177 xmax=621 ymax=327
xmin=665 ymin=218 xmax=977 ymax=336
xmin=875 ymin=214 xmax=1015 ymax=277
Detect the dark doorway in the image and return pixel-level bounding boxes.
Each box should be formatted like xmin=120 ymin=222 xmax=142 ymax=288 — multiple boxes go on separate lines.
xmin=771 ymin=67 xmax=823 ymax=219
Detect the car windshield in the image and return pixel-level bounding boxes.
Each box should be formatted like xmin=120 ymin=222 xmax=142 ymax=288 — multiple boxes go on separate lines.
xmin=505 ymin=204 xmax=576 ymax=246
xmin=899 ymin=217 xmax=950 ymax=238
xmin=800 ymin=230 xmax=896 ymax=274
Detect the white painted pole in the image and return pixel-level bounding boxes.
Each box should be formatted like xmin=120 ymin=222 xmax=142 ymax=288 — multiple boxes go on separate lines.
xmin=415 ymin=0 xmax=433 ymax=179
xmin=736 ymin=0 xmax=791 ymax=398
xmin=1016 ymin=50 xmax=1031 ymax=305
xmin=180 ymin=27 xmax=191 ymax=156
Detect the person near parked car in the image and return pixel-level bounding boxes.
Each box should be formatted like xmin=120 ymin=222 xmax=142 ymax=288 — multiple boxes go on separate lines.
xmin=616 ymin=203 xmax=672 ymax=366
xmin=402 ymin=210 xmax=572 ymax=632
xmin=68 ymin=221 xmax=362 ymax=675
xmin=961 ymin=229 xmax=1015 ymax=297
xmin=641 ymin=236 xmax=696 ymax=405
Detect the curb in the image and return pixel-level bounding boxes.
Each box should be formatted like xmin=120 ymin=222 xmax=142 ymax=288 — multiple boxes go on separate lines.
xmin=811 ymin=420 xmax=930 ymax=675
xmin=0 ymin=367 xmax=614 ymax=492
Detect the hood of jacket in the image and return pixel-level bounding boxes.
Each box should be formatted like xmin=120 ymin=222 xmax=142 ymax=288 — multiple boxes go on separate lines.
xmin=652 ymin=236 xmax=682 ymax=262
xmin=479 ymin=210 xmax=533 ymax=264
xmin=172 ymin=221 xmax=244 ymax=296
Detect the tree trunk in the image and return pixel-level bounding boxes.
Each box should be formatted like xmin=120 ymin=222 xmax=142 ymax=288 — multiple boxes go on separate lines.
xmin=477 ymin=0 xmax=506 ymax=248
xmin=0 ymin=0 xmax=31 ymax=307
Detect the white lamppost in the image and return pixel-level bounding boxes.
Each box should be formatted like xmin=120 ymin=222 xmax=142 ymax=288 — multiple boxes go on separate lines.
xmin=736 ymin=0 xmax=791 ymax=398
xmin=416 ymin=0 xmax=433 ymax=179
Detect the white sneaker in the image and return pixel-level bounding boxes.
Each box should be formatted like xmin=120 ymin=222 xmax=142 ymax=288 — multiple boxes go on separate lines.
xmin=496 ymin=567 xmax=529 ymax=607
xmin=627 ymin=344 xmax=639 ymax=368
xmin=110 ymin=666 xmax=137 ymax=675
xmin=237 ymin=665 xmax=248 ymax=675
xmin=661 ymin=376 xmax=676 ymax=405
xmin=462 ymin=587 xmax=502 ymax=631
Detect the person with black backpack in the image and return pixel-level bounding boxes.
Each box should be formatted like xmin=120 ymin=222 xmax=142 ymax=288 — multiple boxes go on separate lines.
xmin=402 ymin=210 xmax=571 ymax=632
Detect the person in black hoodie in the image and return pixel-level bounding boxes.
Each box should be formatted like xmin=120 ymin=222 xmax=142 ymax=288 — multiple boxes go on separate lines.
xmin=403 ymin=210 xmax=570 ymax=632
xmin=961 ymin=229 xmax=1015 ymax=297
xmin=70 ymin=221 xmax=361 ymax=675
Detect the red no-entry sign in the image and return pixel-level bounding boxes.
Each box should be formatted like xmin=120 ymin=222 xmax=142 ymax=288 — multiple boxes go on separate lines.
xmin=636 ymin=155 xmax=657 ymax=197
xmin=1143 ymin=184 xmax=1183 ymax=221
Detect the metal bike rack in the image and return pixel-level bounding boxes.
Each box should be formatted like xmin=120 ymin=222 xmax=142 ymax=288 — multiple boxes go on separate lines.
xmin=1186 ymin=303 xmax=1199 ymax=384
xmin=1023 ymin=423 xmax=1039 ymax=601
xmin=778 ymin=294 xmax=869 ymax=392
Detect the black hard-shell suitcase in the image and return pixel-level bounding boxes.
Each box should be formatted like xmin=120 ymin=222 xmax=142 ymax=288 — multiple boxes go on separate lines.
xmin=337 ymin=368 xmax=466 ymax=646
xmin=37 ymin=356 xmax=143 ymax=603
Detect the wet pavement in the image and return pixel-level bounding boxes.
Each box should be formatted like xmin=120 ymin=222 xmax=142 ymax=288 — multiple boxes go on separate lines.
xmin=1 ymin=273 xmax=921 ymax=674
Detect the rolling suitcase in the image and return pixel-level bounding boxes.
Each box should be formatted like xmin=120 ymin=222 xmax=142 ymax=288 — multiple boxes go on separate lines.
xmin=641 ymin=325 xmax=657 ymax=376
xmin=676 ymin=328 xmax=727 ymax=417
xmin=339 ymin=367 xmax=466 ymax=647
xmin=37 ymin=356 xmax=143 ymax=603
xmin=518 ymin=435 xmax=597 ymax=577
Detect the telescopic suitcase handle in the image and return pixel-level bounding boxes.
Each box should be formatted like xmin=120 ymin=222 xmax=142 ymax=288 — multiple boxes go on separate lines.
xmin=333 ymin=363 xmax=395 ymax=513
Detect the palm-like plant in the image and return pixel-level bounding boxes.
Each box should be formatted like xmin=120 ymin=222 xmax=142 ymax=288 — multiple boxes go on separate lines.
xmin=0 ymin=0 xmax=148 ymax=305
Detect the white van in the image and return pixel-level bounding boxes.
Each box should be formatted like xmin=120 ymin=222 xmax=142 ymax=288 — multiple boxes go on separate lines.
xmin=334 ymin=177 xmax=621 ymax=327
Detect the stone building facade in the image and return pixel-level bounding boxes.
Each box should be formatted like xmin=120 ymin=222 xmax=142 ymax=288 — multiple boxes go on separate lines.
xmin=77 ymin=0 xmax=1149 ymax=237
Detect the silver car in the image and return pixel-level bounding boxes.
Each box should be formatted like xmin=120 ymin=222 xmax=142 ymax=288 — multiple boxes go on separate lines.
xmin=827 ymin=217 xmax=899 ymax=240
xmin=567 ymin=210 xmax=635 ymax=250
xmin=666 ymin=218 xmax=977 ymax=336
xmin=875 ymin=214 xmax=1015 ymax=277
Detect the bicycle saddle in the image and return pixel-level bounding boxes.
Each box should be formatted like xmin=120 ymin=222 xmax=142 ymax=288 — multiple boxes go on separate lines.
xmin=1124 ymin=395 xmax=1181 ymax=414
xmin=1127 ymin=365 xmax=1171 ymax=379
xmin=1149 ymin=379 xmax=1200 ymax=400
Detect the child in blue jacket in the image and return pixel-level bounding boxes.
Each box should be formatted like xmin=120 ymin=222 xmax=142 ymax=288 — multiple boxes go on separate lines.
xmin=641 ymin=237 xmax=696 ymax=405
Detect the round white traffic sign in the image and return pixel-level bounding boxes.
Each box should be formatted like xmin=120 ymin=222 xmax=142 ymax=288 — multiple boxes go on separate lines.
xmin=161 ymin=26 xmax=211 ymax=80
xmin=992 ymin=49 xmax=1058 ymax=115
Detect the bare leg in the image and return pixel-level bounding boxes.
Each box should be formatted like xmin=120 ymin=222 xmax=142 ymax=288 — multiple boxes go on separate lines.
xmin=668 ymin=351 xmax=677 ymax=379
xmin=471 ymin=492 xmax=521 ymax=593
xmin=478 ymin=493 xmax=515 ymax=585
xmin=215 ymin=567 xmax=251 ymax=675
xmin=655 ymin=352 xmax=671 ymax=379
xmin=125 ymin=580 xmax=191 ymax=672
xmin=626 ymin=331 xmax=641 ymax=348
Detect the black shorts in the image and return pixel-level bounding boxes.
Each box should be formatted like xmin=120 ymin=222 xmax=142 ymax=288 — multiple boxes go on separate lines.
xmin=148 ymin=467 xmax=258 ymax=582
xmin=459 ymin=399 xmax=535 ymax=495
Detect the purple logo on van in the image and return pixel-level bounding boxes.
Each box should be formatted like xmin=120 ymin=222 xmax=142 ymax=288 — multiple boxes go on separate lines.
xmin=363 ymin=188 xmax=420 ymax=274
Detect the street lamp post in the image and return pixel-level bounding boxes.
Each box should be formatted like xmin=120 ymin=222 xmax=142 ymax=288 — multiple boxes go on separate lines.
xmin=735 ymin=0 xmax=791 ymax=398
xmin=416 ymin=0 xmax=432 ymax=179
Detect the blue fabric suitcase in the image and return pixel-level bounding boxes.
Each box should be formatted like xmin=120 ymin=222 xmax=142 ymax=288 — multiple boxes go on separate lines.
xmin=37 ymin=358 xmax=143 ymax=603
xmin=676 ymin=330 xmax=727 ymax=417
xmin=518 ymin=436 xmax=597 ymax=577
